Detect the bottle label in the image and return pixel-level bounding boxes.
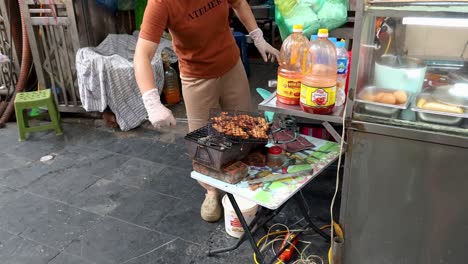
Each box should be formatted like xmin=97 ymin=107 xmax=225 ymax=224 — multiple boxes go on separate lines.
xmin=277 ymin=75 xmax=301 ymax=99
xmin=300 ymin=84 xmax=336 ymax=107
xmin=337 ymin=58 xmax=348 ymax=74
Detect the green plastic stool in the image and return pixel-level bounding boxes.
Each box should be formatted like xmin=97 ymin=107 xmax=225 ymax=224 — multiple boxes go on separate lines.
xmin=14 ymin=89 xmax=63 ymax=141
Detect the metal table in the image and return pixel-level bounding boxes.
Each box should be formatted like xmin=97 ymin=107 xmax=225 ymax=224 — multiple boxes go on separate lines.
xmin=258 ymin=93 xmax=345 ymax=142
xmin=192 ymin=137 xmax=342 ymax=264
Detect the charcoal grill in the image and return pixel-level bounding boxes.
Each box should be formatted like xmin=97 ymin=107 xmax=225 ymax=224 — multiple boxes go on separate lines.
xmin=184 ymin=125 xmax=256 ymax=171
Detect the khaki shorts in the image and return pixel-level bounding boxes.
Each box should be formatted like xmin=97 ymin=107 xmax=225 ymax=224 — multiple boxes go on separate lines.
xmin=181 ymin=59 xmax=252 ymax=132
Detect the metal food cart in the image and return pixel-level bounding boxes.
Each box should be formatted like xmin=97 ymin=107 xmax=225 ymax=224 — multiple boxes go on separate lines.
xmin=340 ymin=0 xmax=468 ymax=263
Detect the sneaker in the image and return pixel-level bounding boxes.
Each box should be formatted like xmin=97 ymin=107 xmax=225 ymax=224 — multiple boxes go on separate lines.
xmin=201 ymin=193 xmax=222 ymax=222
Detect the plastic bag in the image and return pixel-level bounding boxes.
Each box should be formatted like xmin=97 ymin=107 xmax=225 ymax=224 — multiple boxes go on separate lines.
xmin=275 ymin=0 xmax=347 ymax=40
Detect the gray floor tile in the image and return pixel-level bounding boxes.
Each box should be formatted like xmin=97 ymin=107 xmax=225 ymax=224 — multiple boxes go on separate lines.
xmin=142 ymin=142 xmax=192 ymax=168
xmin=109 ymin=159 xmax=193 ymax=199
xmin=0 ymin=229 xmax=60 ymax=264
xmin=0 ymin=157 xmax=77 ymax=190
xmin=122 ymin=238 xmax=200 ymax=264
xmin=48 ymin=252 xmax=96 ymax=264
xmin=2 ymin=131 xmax=67 ymax=161
xmin=55 ymin=146 xmax=130 ymax=180
xmin=123 ymin=237 xmax=255 ymax=264
xmin=22 ymin=148 xmax=129 ymax=202
xmin=108 ymin=186 xmax=181 ymax=229
xmin=64 ymin=217 xmax=175 ymax=264
xmin=66 ymin=178 xmax=151 ymax=216
xmin=0 ymin=186 xmax=24 ymax=209
xmin=0 ymin=228 xmax=15 ymax=244
xmin=0 ymin=193 xmax=101 ymax=250
xmin=0 ymin=124 xmax=19 ymax=149
xmin=62 ymin=123 xmax=119 ymax=148
xmin=153 ymin=201 xmax=225 ymax=245
xmin=0 ymin=153 xmax=32 ymax=172
xmin=107 ymin=158 xmax=166 ymax=189
xmin=24 ymin=166 xmax=101 ymax=202
xmin=149 ymin=166 xmax=196 ymax=199
xmin=53 ymin=145 xmax=118 ymax=164
xmin=97 ymin=137 xmax=156 ymax=159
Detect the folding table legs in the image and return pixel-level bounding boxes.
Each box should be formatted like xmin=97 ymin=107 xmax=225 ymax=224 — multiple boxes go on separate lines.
xmin=295 ymin=190 xmax=331 ymax=240
xmin=207 ymin=200 xmax=286 ymax=260
xmin=226 ymin=193 xmax=266 ymax=263
xmin=207 ymin=205 xmax=266 ymax=256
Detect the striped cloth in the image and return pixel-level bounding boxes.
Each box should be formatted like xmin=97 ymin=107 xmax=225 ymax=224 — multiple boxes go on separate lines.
xmin=76 ymin=33 xmax=177 ymax=131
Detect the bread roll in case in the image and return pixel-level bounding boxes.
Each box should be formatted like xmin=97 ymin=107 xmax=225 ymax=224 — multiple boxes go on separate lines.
xmin=416 ymin=98 xmax=464 ymax=114
xmin=359 ymin=88 xmax=408 ymax=105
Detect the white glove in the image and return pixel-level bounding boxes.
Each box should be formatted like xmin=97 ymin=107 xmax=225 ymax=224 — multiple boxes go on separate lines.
xmin=249 ymin=28 xmax=280 ymax=63
xmin=142 ymin=89 xmax=176 ymax=129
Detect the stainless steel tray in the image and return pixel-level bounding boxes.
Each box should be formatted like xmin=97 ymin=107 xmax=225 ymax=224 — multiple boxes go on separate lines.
xmin=416 ymin=112 xmax=464 ymax=126
xmin=411 ymin=94 xmax=467 ymax=126
xmin=359 ymin=103 xmax=402 ymax=118
xmin=355 ymin=87 xmax=410 ymax=117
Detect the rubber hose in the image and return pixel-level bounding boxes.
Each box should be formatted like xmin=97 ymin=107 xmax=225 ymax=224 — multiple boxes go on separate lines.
xmin=0 ymin=0 xmax=32 ymax=127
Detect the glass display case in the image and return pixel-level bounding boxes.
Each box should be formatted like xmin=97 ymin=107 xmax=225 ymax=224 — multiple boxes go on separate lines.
xmin=340 ymin=3 xmax=468 ymax=264
xmin=350 ymin=4 xmax=468 ymax=137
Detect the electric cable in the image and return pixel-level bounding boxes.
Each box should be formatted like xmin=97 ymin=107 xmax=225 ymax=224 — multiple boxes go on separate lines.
xmin=253 ymin=225 xmax=330 ymax=264
xmin=384 ymin=35 xmax=392 ymax=55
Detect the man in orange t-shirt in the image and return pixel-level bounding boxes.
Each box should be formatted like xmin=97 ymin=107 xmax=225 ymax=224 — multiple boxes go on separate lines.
xmin=134 ymin=0 xmax=278 ymax=222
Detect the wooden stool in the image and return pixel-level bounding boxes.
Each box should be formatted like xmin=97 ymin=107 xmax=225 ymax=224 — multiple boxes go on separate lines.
xmin=14 ymin=89 xmax=63 ymax=141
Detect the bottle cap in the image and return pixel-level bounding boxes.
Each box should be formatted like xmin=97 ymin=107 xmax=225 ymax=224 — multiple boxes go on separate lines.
xmin=318 ymin=28 xmax=329 ymax=38
xmin=292 ymin=24 xmax=303 ymax=33
xmin=269 ymin=146 xmax=283 ymax=155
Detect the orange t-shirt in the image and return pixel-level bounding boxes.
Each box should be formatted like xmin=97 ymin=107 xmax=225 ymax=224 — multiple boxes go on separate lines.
xmin=140 ymin=0 xmax=241 ymax=79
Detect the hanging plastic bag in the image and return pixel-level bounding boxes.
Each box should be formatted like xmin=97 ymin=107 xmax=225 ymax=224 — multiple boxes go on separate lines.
xmin=274 ymin=0 xmax=347 ymax=40
xmin=95 ymin=0 xmax=118 ymax=12
xmin=317 ymin=0 xmax=348 ymax=30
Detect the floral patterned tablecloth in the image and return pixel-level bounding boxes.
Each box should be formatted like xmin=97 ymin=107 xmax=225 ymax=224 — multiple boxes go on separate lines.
xmin=191 ymin=136 xmax=341 ymax=210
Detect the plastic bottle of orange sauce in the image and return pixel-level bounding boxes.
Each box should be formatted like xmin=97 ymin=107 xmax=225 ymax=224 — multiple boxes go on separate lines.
xmin=276 ymin=25 xmax=309 ymax=105
xmin=300 ymin=29 xmax=337 ymax=114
